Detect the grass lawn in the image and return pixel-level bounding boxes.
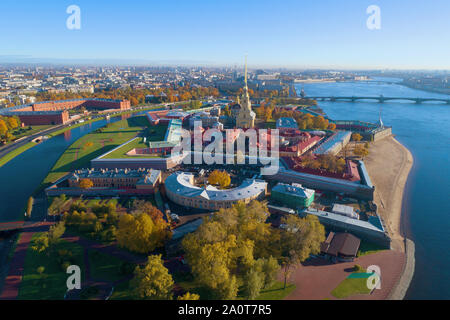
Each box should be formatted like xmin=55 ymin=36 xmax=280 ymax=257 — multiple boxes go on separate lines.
xmin=18 ymin=233 xmax=85 ymax=300
xmin=175 ymin=270 xmax=296 ymax=301
xmin=12 ymin=125 xmax=54 ymax=139
xmin=253 ymin=281 xmax=296 ymax=300
xmin=40 ymin=115 xmax=150 ymax=189
xmin=88 ymin=250 xmax=126 ymax=282
xmin=109 ymin=279 xmax=134 ymax=300
xmin=103 ymin=123 xmax=167 ymax=159
xmin=357 ymin=241 xmax=387 ymax=257
xmin=331 ymin=273 xmax=372 ymax=299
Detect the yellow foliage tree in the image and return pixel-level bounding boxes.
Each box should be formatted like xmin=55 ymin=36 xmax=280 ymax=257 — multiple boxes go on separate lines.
xmin=131 ymin=254 xmax=174 ymax=300
xmin=208 ymin=170 xmax=231 ymax=188
xmin=79 ymin=178 xmax=93 ymax=189
xmin=116 ymin=213 xmax=168 ymax=253
xmin=177 ymin=292 xmax=200 ymax=300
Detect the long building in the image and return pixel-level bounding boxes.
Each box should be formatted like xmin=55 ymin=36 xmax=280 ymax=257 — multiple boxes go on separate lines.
xmin=299 ymin=207 xmax=390 ymax=247
xmin=312 ymin=131 xmax=352 ymax=155
xmin=267 ymin=160 xmax=374 ymax=200
xmin=0 ymin=98 xmax=131 ymax=125
xmin=332 ymin=120 xmax=392 ymax=141
xmin=45 ymin=168 xmax=161 ymax=196
xmin=165 ymin=172 xmax=267 ymax=210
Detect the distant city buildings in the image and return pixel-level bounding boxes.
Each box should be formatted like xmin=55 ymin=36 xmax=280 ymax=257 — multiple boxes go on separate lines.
xmin=0 ymin=98 xmax=130 ymax=125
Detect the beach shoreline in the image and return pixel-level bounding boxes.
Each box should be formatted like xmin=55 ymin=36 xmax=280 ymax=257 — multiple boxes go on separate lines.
xmin=364 ymin=135 xmax=413 ymax=246
xmin=364 ymin=135 xmax=415 ymax=299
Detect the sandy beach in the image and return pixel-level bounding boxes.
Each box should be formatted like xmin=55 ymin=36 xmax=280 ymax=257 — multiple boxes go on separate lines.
xmin=364 ymin=135 xmax=414 ymax=251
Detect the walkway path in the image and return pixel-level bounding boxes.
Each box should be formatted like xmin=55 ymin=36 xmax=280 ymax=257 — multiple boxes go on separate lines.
xmin=283 ymin=250 xmax=406 ymax=300
xmin=0 ymin=222 xmax=54 ymax=300
xmin=62 ymin=233 xmax=147 ymax=300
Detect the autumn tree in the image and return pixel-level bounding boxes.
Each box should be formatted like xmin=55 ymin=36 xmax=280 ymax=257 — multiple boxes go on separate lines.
xmin=182 ymin=201 xmax=275 ymax=299
xmin=0 ymin=119 xmax=8 ymax=138
xmin=354 ymin=145 xmax=369 ymax=158
xmin=256 ymin=256 xmax=280 ymax=289
xmin=26 ymin=196 xmax=34 ymax=218
xmin=208 ymin=170 xmax=231 ymax=188
xmin=243 ymin=267 xmax=264 ymax=300
xmin=79 ymin=178 xmax=93 ymax=189
xmin=48 ymin=194 xmax=67 ymax=216
xmin=351 ymin=133 xmax=363 ymax=146
xmin=177 ymin=292 xmax=200 ymax=300
xmin=6 ymin=117 xmax=19 ymax=129
xmin=83 ymin=141 xmax=94 ymax=149
xmin=328 ymin=123 xmax=336 ymax=131
xmin=279 ymin=214 xmax=325 ymax=288
xmin=48 ymin=221 xmax=66 ymax=247
xmin=31 ymin=233 xmax=49 ymax=253
xmin=131 ymin=255 xmax=174 ymax=300
xmin=116 ymin=213 xmax=170 ymax=253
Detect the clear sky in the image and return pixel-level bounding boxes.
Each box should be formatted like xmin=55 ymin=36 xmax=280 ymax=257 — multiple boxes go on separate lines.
xmin=1 ymin=0 xmax=449 ymax=69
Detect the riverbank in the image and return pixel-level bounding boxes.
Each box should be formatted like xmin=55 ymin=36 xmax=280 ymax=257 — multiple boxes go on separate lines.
xmin=0 ymin=104 xmax=164 ymax=168
xmin=364 ymin=135 xmax=413 ymax=249
xmin=364 ymin=135 xmax=415 ymax=299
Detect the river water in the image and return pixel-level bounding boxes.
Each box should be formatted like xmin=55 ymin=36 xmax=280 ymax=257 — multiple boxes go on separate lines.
xmin=0 ymin=84 xmax=449 ymax=299
xmin=296 ymin=80 xmax=450 ymax=299
xmin=0 ymin=112 xmax=149 ymax=222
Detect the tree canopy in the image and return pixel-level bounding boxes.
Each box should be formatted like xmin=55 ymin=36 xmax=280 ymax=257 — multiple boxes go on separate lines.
xmin=131 ymin=255 xmax=174 ymax=300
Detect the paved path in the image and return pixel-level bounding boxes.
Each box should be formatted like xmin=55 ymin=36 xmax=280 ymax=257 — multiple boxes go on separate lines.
xmin=62 ymin=234 xmax=147 ymax=264
xmin=283 ymin=249 xmax=406 ymax=300
xmin=62 ymin=234 xmax=147 ymax=300
xmin=0 ymin=222 xmax=54 ymax=300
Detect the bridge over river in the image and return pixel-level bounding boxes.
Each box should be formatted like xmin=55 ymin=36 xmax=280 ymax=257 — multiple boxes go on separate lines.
xmin=307 ymin=95 xmax=450 ymax=104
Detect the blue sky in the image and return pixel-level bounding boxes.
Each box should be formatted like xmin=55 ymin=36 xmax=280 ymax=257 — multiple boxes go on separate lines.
xmin=0 ymin=0 xmax=449 ymax=69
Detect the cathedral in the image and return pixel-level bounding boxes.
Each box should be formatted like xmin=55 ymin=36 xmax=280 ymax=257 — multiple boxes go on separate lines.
xmin=235 ymin=59 xmax=255 ymax=129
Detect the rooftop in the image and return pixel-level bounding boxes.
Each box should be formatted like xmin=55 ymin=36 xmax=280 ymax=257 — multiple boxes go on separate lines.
xmin=165 ymin=172 xmax=267 ymax=202
xmin=272 ymin=182 xmax=315 ymax=199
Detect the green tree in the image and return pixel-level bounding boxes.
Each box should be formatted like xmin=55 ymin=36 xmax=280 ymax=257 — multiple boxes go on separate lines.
xmin=177 ymin=292 xmax=200 ymax=300
xmin=48 ymin=222 xmax=66 ymax=247
xmin=243 ymin=267 xmax=264 ymax=300
xmin=31 ymin=234 xmax=49 ymax=253
xmin=280 ymin=215 xmax=325 ymax=288
xmin=131 ymin=255 xmax=174 ymax=300
xmin=261 ymin=256 xmax=280 ymax=289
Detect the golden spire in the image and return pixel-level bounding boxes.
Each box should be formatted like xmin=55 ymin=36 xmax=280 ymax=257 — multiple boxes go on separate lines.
xmin=244 ymin=55 xmax=248 ymax=88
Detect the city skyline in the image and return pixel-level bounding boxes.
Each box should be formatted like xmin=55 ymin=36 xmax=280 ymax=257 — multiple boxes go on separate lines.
xmin=1 ymin=0 xmax=450 ymax=69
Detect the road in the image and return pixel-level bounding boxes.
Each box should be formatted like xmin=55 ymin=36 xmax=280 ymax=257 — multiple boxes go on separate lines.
xmin=0 ymin=123 xmax=67 ymax=160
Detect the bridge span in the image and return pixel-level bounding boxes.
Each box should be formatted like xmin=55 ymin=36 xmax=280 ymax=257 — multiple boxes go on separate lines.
xmin=307 ymin=95 xmax=450 ymax=104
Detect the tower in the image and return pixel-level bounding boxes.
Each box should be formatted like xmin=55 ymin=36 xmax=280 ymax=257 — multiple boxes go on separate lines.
xmin=236 ymin=56 xmax=255 ymax=129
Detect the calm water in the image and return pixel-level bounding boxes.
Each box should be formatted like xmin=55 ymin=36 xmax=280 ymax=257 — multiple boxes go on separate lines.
xmin=0 ymin=111 xmax=149 ymax=222
xmin=297 ymin=80 xmax=450 ymax=299
xmin=0 ymin=86 xmax=449 ymax=299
